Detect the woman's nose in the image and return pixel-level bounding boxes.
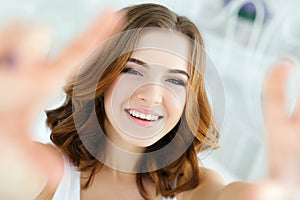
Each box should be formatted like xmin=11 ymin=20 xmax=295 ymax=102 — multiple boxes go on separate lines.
xmin=134 ymin=84 xmax=163 ymax=105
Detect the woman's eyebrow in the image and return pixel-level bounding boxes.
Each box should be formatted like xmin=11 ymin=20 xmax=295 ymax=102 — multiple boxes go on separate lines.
xmin=127 ymin=57 xmax=147 ymax=66
xmin=128 ymin=57 xmax=189 ymax=78
xmin=168 ymin=69 xmax=190 ymax=79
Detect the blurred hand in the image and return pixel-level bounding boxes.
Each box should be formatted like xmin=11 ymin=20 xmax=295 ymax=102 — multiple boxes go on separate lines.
xmin=245 ymin=59 xmax=300 ymax=200
xmin=264 ymin=59 xmax=300 ymax=186
xmin=0 ymin=11 xmax=124 ymax=134
xmin=0 ymin=11 xmax=124 ymax=198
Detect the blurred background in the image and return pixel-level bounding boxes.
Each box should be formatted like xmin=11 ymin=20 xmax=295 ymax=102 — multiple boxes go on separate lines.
xmin=1 ymin=0 xmax=300 ymax=184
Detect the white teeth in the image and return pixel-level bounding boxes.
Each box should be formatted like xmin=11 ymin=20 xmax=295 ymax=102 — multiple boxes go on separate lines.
xmin=128 ymin=109 xmax=160 ymax=121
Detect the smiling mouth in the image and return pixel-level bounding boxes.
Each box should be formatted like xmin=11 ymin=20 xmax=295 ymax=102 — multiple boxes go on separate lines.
xmin=125 ymin=109 xmax=163 ymax=121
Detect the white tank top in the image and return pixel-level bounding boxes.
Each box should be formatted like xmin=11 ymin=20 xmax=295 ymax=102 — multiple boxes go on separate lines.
xmin=53 ymin=157 xmax=177 ymax=200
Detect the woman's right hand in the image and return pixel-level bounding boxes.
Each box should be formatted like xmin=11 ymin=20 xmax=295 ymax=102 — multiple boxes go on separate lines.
xmin=0 ymin=11 xmax=124 ymax=199
xmin=0 ymin=11 xmax=124 ymax=128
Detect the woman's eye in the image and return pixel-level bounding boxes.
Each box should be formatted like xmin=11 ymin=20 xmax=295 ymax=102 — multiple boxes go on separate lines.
xmin=121 ymin=68 xmax=143 ymax=76
xmin=166 ymin=78 xmax=186 ymax=86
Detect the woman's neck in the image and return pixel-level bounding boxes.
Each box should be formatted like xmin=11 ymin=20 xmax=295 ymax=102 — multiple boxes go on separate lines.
xmin=103 ymin=118 xmax=145 ymax=172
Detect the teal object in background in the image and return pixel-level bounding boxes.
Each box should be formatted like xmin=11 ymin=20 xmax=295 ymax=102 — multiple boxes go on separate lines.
xmin=223 ymin=0 xmax=271 ymax=22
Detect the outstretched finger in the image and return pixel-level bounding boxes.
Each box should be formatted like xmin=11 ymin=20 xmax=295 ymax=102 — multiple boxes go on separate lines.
xmin=0 ymin=20 xmax=52 ymax=115
xmin=289 ymin=61 xmax=300 ymax=122
xmin=0 ymin=20 xmax=51 ymax=73
xmin=50 ymin=10 xmax=126 ymax=82
xmin=263 ymin=60 xmax=294 ymax=128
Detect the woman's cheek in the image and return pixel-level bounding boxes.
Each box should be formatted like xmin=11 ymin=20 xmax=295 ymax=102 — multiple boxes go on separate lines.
xmin=165 ymin=90 xmax=186 ymax=120
xmin=112 ymin=76 xmax=142 ymax=98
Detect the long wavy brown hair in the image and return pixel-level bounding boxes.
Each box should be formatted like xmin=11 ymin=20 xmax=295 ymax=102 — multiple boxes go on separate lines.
xmin=46 ymin=3 xmax=219 ymax=199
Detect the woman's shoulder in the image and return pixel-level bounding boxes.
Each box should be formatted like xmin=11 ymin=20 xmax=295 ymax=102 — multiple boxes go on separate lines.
xmin=182 ymin=167 xmax=225 ymax=200
xmin=33 ymin=142 xmax=65 ymax=174
xmin=33 ymin=142 xmax=65 ymax=200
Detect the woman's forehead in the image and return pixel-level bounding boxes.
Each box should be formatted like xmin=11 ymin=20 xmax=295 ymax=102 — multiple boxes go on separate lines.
xmin=131 ymin=29 xmax=191 ymax=71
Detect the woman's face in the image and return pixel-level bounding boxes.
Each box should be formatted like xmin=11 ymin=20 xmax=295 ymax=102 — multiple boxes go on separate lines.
xmin=104 ymin=29 xmax=191 ymax=149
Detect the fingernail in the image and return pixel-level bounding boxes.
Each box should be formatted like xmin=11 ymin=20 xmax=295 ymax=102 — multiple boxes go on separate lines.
xmin=5 ymin=53 xmax=18 ymax=66
xmin=1 ymin=52 xmax=18 ymax=69
xmin=278 ymin=56 xmax=298 ymax=68
xmin=273 ymin=56 xmax=299 ymax=75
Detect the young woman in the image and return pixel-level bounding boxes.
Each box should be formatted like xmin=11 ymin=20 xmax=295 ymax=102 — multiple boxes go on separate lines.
xmin=0 ymin=3 xmax=299 ymax=200
xmin=44 ymin=4 xmax=221 ymax=199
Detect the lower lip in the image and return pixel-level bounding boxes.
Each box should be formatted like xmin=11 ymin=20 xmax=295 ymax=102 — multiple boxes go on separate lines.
xmin=127 ymin=113 xmax=157 ymax=128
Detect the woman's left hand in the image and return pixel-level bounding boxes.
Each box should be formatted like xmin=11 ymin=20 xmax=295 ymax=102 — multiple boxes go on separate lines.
xmin=245 ymin=59 xmax=300 ymax=200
